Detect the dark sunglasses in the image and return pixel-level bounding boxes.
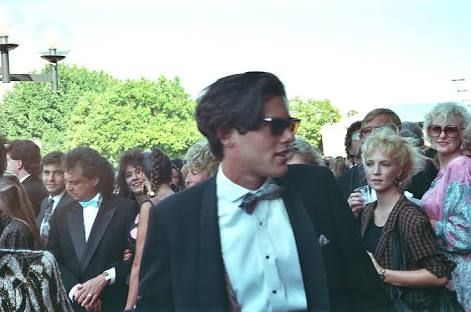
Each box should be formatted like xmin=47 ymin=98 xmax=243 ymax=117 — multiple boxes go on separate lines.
xmin=427 ymin=125 xmax=461 ymax=138
xmin=360 ymin=124 xmax=399 ymax=139
xmin=262 ymin=117 xmax=301 ymax=136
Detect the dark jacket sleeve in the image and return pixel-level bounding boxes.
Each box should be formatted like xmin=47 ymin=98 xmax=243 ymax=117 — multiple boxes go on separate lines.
xmin=322 ymin=166 xmax=392 ymax=311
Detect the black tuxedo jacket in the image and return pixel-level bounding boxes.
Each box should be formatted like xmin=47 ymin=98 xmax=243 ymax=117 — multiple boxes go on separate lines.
xmin=22 ymin=175 xmax=48 ymax=217
xmin=47 ymin=195 xmax=138 ymax=312
xmin=137 ymin=164 xmax=391 ymax=312
xmin=36 ymin=192 xmax=74 ymax=227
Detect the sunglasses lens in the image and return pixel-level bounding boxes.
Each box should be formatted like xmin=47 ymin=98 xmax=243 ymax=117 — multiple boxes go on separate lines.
xmin=271 ymin=120 xmax=286 ymax=135
xmin=428 ymin=126 xmax=442 ymax=137
xmin=445 ymin=126 xmax=459 ymax=138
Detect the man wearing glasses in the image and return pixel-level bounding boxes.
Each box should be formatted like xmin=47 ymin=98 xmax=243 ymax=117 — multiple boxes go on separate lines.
xmin=137 ymin=72 xmax=390 ymax=311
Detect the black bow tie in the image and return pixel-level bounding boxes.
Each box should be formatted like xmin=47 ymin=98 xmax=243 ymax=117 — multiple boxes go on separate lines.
xmin=239 ymin=183 xmax=284 ymax=214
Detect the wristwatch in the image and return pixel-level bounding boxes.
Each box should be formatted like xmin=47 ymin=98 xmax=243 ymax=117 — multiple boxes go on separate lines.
xmin=379 ymin=268 xmax=386 ymax=281
xmin=102 ymin=271 xmax=112 ymax=285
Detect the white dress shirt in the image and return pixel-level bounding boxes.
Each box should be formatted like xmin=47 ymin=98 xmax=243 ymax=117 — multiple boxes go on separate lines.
xmin=217 ymin=168 xmax=307 ymax=312
xmin=49 ymin=191 xmax=65 ymax=213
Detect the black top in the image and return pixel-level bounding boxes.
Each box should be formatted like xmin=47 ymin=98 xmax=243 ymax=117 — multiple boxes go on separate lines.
xmin=0 ymin=217 xmax=35 ymax=250
xmin=363 ymin=220 xmax=383 ymax=253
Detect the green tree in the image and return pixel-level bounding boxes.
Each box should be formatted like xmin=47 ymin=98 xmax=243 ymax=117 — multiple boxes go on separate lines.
xmin=290 ymin=97 xmax=341 ymax=148
xmin=0 ymin=64 xmax=115 ymax=152
xmin=64 ymin=77 xmax=201 ymax=163
xmin=347 ymin=109 xmax=359 ymax=118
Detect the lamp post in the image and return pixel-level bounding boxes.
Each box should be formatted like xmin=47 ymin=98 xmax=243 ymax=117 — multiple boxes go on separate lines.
xmin=0 ymin=35 xmax=66 ymax=91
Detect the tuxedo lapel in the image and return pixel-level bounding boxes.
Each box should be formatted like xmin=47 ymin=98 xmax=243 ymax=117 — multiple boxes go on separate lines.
xmin=67 ymin=202 xmax=86 ymax=261
xmin=276 ymin=176 xmax=330 ymax=311
xmin=80 ymin=197 xmax=116 ymax=272
xmin=197 ymin=177 xmax=229 ymax=310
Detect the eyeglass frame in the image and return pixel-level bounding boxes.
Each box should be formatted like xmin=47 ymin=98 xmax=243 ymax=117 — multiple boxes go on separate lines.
xmin=360 ymin=124 xmax=399 ymax=139
xmin=262 ymin=117 xmax=301 ymax=136
xmin=427 ymin=125 xmax=462 ymax=138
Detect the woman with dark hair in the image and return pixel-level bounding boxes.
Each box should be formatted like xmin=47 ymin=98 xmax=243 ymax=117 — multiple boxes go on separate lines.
xmin=116 ymin=149 xmax=147 ymax=204
xmin=125 ymin=148 xmax=174 ymax=310
xmin=0 ymin=173 xmax=40 ymax=249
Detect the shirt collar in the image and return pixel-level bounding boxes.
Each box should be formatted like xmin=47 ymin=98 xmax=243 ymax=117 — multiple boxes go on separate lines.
xmin=49 ymin=190 xmax=66 ymax=204
xmin=79 ymin=193 xmax=102 ymax=209
xmin=216 ymin=165 xmax=271 ymax=203
xmin=19 ymin=174 xmax=31 ymax=183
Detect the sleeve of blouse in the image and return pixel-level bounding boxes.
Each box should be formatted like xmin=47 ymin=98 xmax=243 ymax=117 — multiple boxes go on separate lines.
xmin=434 ymin=160 xmax=471 ymax=253
xmin=435 ymin=182 xmax=471 ymax=252
xmin=407 ymin=211 xmax=455 ymax=278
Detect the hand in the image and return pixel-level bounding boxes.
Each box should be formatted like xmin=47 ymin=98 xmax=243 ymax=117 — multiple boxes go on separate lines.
xmin=348 ymin=192 xmax=365 ymax=217
xmin=85 ymin=298 xmax=102 ymax=312
xmin=123 ymin=248 xmax=133 ymax=261
xmin=75 ymin=274 xmax=108 ymax=307
xmin=367 ymin=251 xmax=383 ymax=274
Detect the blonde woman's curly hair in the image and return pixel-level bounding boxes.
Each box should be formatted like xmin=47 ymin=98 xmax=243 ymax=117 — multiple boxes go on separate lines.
xmin=183 ymin=139 xmax=219 ymax=177
xmin=361 ymin=128 xmax=425 ymax=187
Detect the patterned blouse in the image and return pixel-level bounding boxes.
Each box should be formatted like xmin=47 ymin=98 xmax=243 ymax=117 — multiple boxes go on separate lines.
xmin=360 ymin=195 xmax=455 ymax=308
xmin=421 ymin=155 xmax=471 ymax=311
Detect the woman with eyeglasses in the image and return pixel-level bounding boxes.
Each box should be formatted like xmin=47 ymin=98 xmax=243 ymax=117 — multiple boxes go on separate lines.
xmin=0 ymin=173 xmax=40 ymax=250
xmin=420 ymin=102 xmax=471 ymax=311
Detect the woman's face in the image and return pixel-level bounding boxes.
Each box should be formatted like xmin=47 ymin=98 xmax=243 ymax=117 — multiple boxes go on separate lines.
xmin=171 ymin=168 xmax=181 ymax=187
xmin=185 ymin=169 xmax=209 ymax=188
xmin=365 ymin=149 xmax=402 ymax=194
xmin=125 ymin=165 xmax=145 ymax=194
xmin=428 ymin=117 xmax=462 ymax=157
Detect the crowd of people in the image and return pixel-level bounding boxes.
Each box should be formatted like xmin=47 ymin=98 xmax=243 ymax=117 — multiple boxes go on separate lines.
xmin=0 ymin=71 xmax=470 ymax=312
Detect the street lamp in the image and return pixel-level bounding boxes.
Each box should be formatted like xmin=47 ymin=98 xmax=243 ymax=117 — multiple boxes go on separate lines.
xmin=0 ymin=35 xmax=66 ymax=91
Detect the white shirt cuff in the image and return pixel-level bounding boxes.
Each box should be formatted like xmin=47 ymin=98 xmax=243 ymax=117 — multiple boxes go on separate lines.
xmin=104 ymin=267 xmax=116 ymax=285
xmin=68 ymin=283 xmax=81 ymax=301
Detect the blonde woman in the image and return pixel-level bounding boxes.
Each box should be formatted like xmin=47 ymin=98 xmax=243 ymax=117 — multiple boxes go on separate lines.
xmin=421 ymin=102 xmax=471 ymax=311
xmin=359 ymin=129 xmax=455 ymax=311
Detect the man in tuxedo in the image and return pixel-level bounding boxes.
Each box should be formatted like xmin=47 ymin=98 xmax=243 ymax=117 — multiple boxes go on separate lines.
xmin=37 ymin=151 xmax=74 ymax=248
xmin=137 ymin=72 xmax=391 ymax=311
xmin=6 ymin=139 xmax=47 ymax=216
xmin=47 ymin=147 xmax=137 ymax=312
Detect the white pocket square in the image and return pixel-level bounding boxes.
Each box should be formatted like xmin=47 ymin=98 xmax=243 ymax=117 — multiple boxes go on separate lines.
xmin=318 ymin=234 xmax=330 ymax=247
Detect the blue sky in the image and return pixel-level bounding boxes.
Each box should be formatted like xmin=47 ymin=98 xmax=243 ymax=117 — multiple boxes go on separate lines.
xmin=1 ymin=0 xmax=471 ymax=115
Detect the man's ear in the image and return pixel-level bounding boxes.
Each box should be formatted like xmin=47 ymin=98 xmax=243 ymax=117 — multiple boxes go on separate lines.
xmin=217 ymin=128 xmax=236 ymax=148
xmin=16 ymin=160 xmax=24 ymax=170
xmin=92 ymin=176 xmax=100 ymax=187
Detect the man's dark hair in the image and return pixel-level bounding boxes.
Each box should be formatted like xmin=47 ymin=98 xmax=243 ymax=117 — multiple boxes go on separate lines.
xmin=196 ymin=71 xmax=286 ymax=160
xmin=362 ymin=108 xmax=402 ymax=128
xmin=6 ymin=140 xmax=42 ymax=176
xmin=64 ymin=147 xmax=115 ymax=196
xmin=117 ymin=149 xmax=144 ymax=197
xmin=0 ymin=135 xmax=6 ymax=177
xmin=41 ymin=151 xmax=65 ymax=170
xmin=344 ymin=120 xmax=362 ymax=158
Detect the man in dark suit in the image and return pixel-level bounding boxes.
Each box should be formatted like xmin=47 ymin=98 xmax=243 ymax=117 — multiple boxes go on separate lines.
xmin=37 ymin=151 xmax=74 ymax=248
xmin=6 ymin=140 xmax=47 ymax=216
xmin=137 ymin=72 xmax=391 ymax=311
xmin=48 ymin=147 xmax=138 ymax=312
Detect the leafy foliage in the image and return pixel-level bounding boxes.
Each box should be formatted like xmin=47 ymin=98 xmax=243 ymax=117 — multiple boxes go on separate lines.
xmin=0 ymin=64 xmax=115 ymax=152
xmin=64 ymin=77 xmax=201 ymax=163
xmin=289 ymin=97 xmax=341 ymax=148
